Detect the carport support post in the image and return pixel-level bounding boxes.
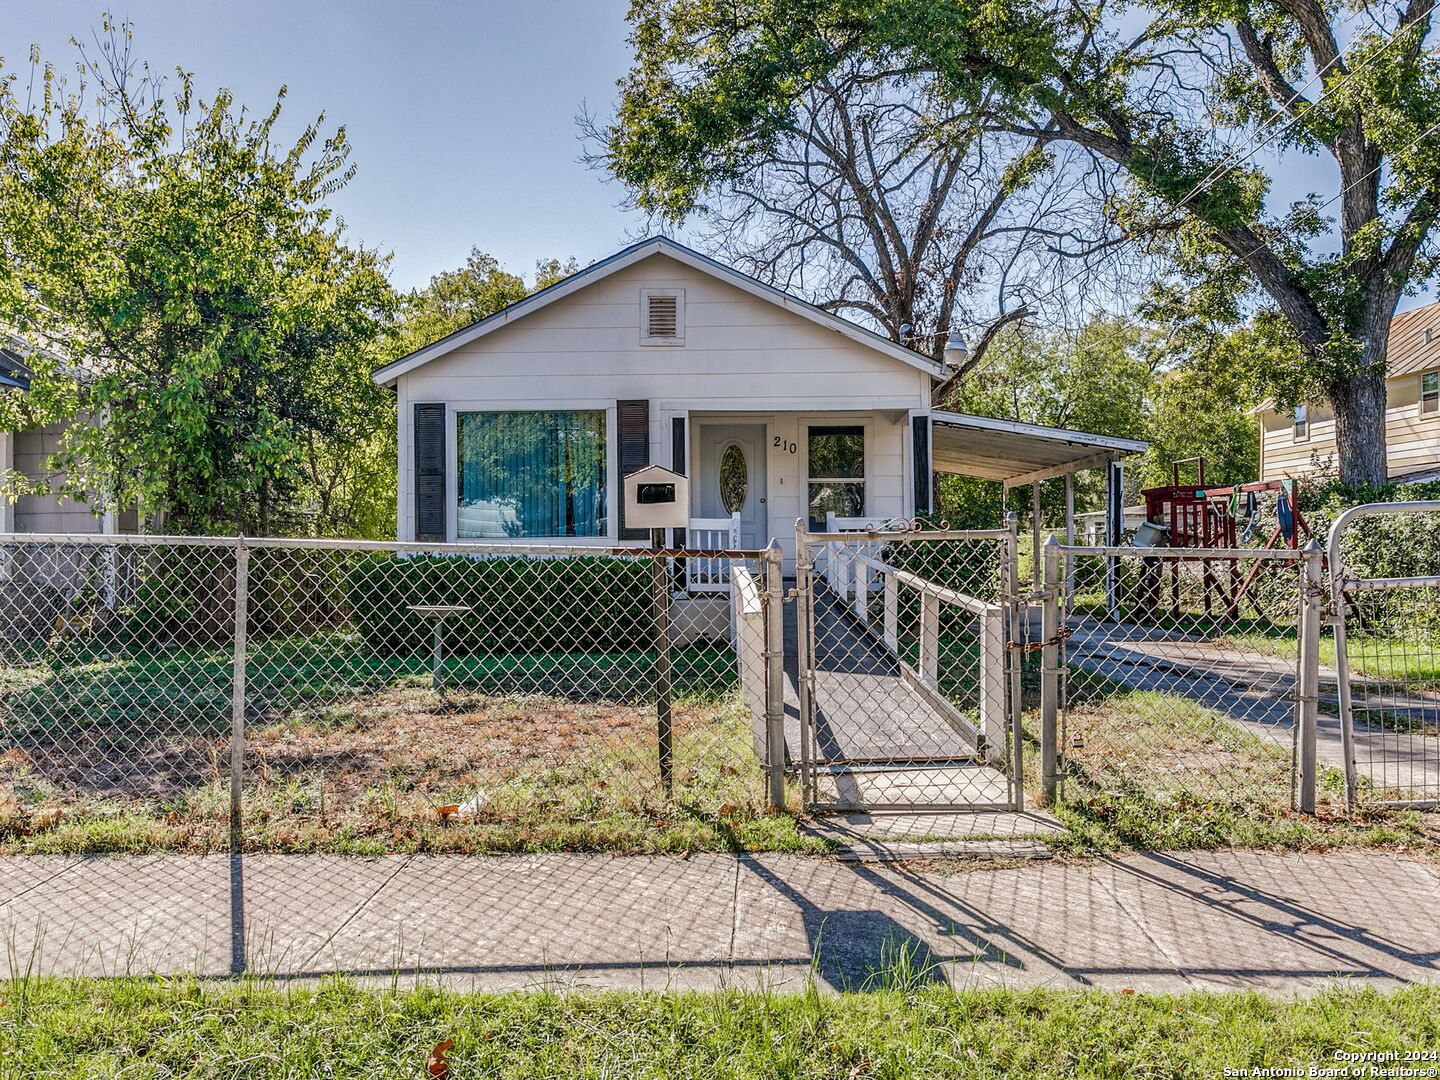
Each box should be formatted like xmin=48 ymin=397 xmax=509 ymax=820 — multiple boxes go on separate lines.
xmin=652 ymin=529 xmax=673 ymax=795
xmin=763 ymin=541 xmax=786 ymax=811
xmin=1040 ymin=537 xmax=1060 ymax=804
xmin=1296 ymin=539 xmax=1323 ymax=814
xmin=230 ymin=541 xmax=248 ymax=851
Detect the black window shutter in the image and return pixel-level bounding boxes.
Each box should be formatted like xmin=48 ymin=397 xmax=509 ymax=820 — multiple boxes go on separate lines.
xmin=414 ymin=403 xmax=446 ymax=542
xmin=912 ymin=414 xmax=932 ymax=516
xmin=671 ymin=416 xmax=687 ymax=548
xmin=617 ymin=399 xmax=650 ymax=540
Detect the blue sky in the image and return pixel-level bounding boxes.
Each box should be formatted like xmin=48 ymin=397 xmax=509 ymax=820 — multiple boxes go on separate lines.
xmin=3 ymin=1 xmax=661 ymax=291
xmin=3 ymin=2 xmax=1430 ymax=311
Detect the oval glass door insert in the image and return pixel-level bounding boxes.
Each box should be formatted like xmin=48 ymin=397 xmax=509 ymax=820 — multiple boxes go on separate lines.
xmin=719 ymin=444 xmax=747 ymax=514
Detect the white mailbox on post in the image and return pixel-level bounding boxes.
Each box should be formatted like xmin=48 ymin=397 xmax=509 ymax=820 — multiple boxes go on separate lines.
xmin=623 ymin=464 xmax=689 ymax=533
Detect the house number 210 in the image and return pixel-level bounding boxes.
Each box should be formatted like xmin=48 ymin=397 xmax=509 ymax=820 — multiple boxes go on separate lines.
xmin=773 ymin=436 xmax=798 ymax=454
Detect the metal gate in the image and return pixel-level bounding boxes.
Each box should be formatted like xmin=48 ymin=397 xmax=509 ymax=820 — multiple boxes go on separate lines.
xmin=1329 ymin=501 xmax=1440 ymax=810
xmin=792 ymin=518 xmax=1023 ymax=812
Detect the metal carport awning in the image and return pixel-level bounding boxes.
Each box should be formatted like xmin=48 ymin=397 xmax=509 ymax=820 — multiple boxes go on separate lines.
xmin=928 ymin=410 xmax=1149 ymax=570
xmin=929 ymin=410 xmax=1147 ymax=490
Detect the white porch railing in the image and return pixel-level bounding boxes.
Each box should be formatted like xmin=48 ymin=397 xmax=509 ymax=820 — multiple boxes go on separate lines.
xmin=820 ymin=512 xmax=908 ymax=597
xmin=829 ymin=542 xmax=1009 ymax=761
xmin=686 ymin=513 xmax=742 ymax=593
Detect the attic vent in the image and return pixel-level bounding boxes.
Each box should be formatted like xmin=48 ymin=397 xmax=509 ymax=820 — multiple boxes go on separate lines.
xmin=641 ymin=289 xmax=684 ymax=344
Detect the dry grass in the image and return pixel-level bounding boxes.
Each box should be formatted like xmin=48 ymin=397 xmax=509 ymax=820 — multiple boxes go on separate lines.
xmin=0 ymin=689 xmax=820 ymax=855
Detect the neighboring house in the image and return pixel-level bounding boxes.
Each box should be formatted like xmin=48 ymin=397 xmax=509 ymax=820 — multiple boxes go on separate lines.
xmin=373 ymin=237 xmax=1146 ymax=573
xmin=0 ymin=339 xmax=123 ymax=538
xmin=1260 ymin=302 xmax=1440 ymax=483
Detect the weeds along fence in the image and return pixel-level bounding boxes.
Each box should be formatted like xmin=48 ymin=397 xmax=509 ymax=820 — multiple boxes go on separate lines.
xmin=0 ymin=534 xmax=781 ymax=853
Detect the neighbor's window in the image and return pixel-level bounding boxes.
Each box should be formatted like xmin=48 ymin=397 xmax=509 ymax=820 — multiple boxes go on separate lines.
xmin=457 ymin=410 xmax=607 ymax=538
xmin=807 ymin=425 xmax=865 ymax=531
xmin=1422 ymin=371 xmax=1439 ymax=416
xmin=1292 ymin=404 xmax=1309 ymax=441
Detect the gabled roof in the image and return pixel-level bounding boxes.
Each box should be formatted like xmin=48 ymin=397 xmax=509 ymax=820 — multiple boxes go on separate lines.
xmin=372 ymin=236 xmax=946 ymax=387
xmin=1384 ymin=301 xmax=1440 ymax=379
xmin=1259 ymin=300 xmax=1440 ymax=411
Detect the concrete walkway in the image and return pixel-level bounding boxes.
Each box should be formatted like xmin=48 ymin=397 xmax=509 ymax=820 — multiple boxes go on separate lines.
xmin=4 ymin=848 xmax=1438 ymax=993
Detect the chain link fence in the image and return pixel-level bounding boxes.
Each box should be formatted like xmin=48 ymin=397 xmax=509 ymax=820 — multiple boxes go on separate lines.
xmin=794 ymin=521 xmax=1021 ymax=812
xmin=1329 ymin=502 xmax=1440 ymax=809
xmin=1042 ymin=543 xmax=1323 ymax=834
xmin=0 ymin=535 xmax=779 ymax=855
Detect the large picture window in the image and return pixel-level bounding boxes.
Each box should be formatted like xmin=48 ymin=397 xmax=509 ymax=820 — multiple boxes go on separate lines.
xmin=807 ymin=425 xmax=865 ymax=530
xmin=457 ymin=410 xmax=607 ymax=538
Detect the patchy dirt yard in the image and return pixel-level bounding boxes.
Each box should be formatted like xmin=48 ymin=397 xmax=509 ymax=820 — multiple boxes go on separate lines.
xmin=0 ymin=689 xmax=815 ymax=855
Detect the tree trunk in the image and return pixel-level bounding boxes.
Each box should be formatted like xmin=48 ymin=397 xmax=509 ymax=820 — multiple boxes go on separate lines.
xmin=1329 ymin=362 xmax=1389 ymax=489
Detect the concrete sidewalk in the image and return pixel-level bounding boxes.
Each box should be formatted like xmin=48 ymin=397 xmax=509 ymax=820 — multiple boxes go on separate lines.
xmin=3 ymin=848 xmax=1437 ymax=994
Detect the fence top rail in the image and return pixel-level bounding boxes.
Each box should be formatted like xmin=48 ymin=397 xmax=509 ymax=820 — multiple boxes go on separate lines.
xmin=804 ymin=527 xmax=1010 ymax=543
xmin=1339 ymin=574 xmax=1440 ymax=593
xmin=1055 ymin=543 xmax=1303 ymax=561
xmin=1326 ymin=500 xmax=1440 ymax=596
xmin=0 ymin=532 xmax=769 ymax=560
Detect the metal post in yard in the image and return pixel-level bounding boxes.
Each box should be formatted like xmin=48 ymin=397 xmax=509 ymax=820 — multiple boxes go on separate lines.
xmin=763 ymin=541 xmax=786 ymax=811
xmin=652 ymin=529 xmax=673 ymax=795
xmin=794 ymin=521 xmax=814 ymax=805
xmin=1005 ymin=511 xmax=1024 ymax=811
xmin=1296 ymin=539 xmax=1323 ymax=814
xmin=1040 ymin=536 xmax=1061 ymax=805
xmin=230 ymin=540 xmax=249 ymax=852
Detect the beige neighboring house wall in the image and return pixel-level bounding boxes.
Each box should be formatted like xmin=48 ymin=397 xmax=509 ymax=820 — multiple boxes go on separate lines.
xmin=7 ymin=421 xmax=107 ymax=534
xmin=1259 ymin=302 xmax=1440 ymax=482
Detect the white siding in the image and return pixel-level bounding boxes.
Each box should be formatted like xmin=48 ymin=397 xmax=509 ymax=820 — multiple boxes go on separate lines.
xmin=394 ymin=252 xmax=932 ymax=563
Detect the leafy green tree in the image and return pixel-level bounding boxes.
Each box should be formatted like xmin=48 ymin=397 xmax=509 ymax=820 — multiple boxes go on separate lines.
xmin=0 ymin=24 xmax=395 ymax=536
xmin=939 ymin=317 xmax=1151 ymax=523
xmin=605 ymin=0 xmax=1440 ymax=487
xmin=387 ymin=250 xmax=581 ymax=358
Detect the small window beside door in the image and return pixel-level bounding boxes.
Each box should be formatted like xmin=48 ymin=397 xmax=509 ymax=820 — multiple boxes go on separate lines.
xmin=640 ymin=289 xmax=685 ymax=345
xmin=807 ymin=425 xmax=865 ymax=530
xmin=1422 ymin=371 xmax=1439 ymax=416
xmin=1292 ymin=404 xmax=1309 ymax=442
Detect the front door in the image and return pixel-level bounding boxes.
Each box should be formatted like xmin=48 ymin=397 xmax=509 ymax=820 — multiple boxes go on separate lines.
xmin=695 ymin=423 xmax=767 ymax=548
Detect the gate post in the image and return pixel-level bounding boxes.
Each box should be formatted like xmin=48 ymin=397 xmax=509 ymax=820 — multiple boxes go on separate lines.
xmin=794 ymin=520 xmax=814 ymax=805
xmin=1040 ymin=536 xmax=1061 ymax=804
xmin=230 ymin=540 xmax=249 ymax=852
xmin=763 ymin=541 xmax=786 ymax=811
xmin=1296 ymin=539 xmax=1323 ymax=814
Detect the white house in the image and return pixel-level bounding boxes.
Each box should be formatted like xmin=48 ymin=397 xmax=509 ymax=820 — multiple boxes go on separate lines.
xmin=373 ymin=237 xmax=1146 ymax=571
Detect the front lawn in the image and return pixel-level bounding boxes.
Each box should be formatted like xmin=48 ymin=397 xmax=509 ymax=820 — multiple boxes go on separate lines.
xmin=0 ymin=640 xmax=821 ymax=856
xmin=4 ymin=977 xmax=1439 ymax=1078
xmin=1038 ymin=683 xmax=1431 ymax=853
